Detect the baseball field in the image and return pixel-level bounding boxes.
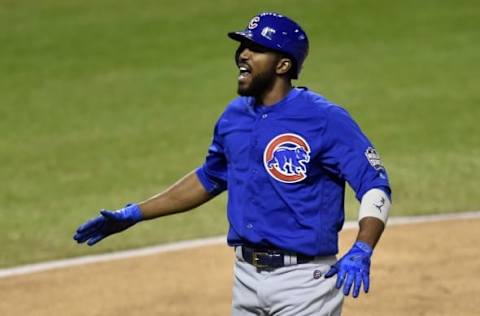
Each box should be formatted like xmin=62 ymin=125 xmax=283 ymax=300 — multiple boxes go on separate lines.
xmin=1 ymin=0 xmax=479 ymax=314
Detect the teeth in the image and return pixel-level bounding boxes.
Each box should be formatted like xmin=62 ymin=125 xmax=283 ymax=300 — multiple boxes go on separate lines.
xmin=239 ymin=66 xmax=249 ymax=73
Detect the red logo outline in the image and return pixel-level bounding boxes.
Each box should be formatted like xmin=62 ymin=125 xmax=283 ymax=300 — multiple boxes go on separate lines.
xmin=263 ymin=133 xmax=311 ymax=183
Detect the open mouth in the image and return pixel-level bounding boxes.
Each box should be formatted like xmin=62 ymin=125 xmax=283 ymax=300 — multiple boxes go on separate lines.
xmin=238 ymin=64 xmax=252 ymax=81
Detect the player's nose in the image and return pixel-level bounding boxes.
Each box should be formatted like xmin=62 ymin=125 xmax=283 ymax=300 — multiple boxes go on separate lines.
xmin=237 ymin=47 xmax=252 ymax=62
xmin=240 ymin=47 xmax=251 ymax=57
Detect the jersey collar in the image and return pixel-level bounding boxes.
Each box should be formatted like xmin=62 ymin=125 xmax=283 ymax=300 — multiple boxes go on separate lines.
xmin=254 ymin=87 xmax=306 ymax=113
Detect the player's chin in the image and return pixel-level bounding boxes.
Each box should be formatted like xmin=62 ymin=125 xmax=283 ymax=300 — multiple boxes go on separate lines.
xmin=237 ymin=74 xmax=254 ymax=95
xmin=237 ymin=83 xmax=252 ymax=96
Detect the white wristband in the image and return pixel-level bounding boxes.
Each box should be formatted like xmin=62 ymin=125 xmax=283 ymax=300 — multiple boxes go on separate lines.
xmin=358 ymin=188 xmax=391 ymax=224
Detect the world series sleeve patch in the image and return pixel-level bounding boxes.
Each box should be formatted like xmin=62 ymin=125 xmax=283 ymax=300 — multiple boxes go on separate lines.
xmin=364 ymin=147 xmax=385 ymax=171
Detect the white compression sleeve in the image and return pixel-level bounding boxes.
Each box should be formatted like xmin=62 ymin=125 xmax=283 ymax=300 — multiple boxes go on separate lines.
xmin=358 ymin=188 xmax=391 ymax=224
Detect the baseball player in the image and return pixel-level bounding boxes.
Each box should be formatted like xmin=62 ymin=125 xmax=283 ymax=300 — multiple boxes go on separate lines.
xmin=74 ymin=12 xmax=391 ymax=315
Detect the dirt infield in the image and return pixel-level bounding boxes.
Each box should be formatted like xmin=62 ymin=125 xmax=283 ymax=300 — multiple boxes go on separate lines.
xmin=1 ymin=218 xmax=479 ymax=316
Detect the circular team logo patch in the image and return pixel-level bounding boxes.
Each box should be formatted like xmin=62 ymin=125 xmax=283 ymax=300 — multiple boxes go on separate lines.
xmin=263 ymin=133 xmax=311 ymax=183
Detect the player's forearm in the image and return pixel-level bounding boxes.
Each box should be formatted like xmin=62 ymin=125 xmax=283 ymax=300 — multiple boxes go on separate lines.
xmin=356 ymin=188 xmax=391 ymax=248
xmin=137 ymin=170 xmax=213 ymax=220
xmin=356 ymin=217 xmax=385 ymax=249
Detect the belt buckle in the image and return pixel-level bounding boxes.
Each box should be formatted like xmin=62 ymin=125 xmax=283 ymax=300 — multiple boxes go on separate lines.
xmin=252 ymin=251 xmax=269 ymax=268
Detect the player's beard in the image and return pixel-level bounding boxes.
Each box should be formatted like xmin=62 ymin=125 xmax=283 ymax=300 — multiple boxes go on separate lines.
xmin=237 ymin=67 xmax=277 ymax=98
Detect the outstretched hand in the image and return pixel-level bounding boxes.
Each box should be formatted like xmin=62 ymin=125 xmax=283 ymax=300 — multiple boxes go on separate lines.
xmin=324 ymin=241 xmax=373 ymax=298
xmin=73 ymin=204 xmax=143 ymax=246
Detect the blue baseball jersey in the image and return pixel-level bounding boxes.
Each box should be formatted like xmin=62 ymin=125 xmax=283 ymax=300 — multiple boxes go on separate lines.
xmin=196 ymin=87 xmax=391 ymax=256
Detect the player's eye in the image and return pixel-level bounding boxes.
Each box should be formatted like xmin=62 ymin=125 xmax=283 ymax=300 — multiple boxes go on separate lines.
xmin=248 ymin=43 xmax=267 ymax=53
xmin=239 ymin=42 xmax=267 ymax=54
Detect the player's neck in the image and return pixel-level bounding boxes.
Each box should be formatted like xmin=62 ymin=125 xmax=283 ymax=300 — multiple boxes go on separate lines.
xmin=257 ymin=79 xmax=292 ymax=106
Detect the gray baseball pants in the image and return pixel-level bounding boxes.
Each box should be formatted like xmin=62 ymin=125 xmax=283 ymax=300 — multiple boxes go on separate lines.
xmin=232 ymin=247 xmax=344 ymax=316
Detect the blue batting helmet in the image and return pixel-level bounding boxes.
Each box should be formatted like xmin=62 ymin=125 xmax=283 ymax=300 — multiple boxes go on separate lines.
xmin=228 ymin=12 xmax=309 ymax=79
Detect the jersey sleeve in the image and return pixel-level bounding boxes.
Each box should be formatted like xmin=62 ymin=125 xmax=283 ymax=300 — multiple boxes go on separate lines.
xmin=319 ymin=106 xmax=391 ymax=201
xmin=196 ymin=118 xmax=228 ymax=195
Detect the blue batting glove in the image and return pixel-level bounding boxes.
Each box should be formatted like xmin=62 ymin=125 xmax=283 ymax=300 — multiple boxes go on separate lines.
xmin=73 ymin=203 xmax=143 ymax=246
xmin=324 ymin=241 xmax=373 ymax=298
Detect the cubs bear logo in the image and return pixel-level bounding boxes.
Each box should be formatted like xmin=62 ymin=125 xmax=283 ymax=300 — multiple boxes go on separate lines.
xmin=263 ymin=133 xmax=311 ymax=183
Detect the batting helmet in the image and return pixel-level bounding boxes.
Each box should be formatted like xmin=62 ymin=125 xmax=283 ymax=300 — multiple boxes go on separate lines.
xmin=228 ymin=12 xmax=309 ymax=79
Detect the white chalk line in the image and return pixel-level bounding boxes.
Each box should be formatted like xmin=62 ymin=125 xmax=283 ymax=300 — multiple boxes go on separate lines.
xmin=1 ymin=210 xmax=479 ymax=279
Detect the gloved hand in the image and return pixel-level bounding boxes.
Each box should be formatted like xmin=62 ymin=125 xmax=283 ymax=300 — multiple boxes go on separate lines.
xmin=324 ymin=241 xmax=373 ymax=298
xmin=73 ymin=203 xmax=143 ymax=246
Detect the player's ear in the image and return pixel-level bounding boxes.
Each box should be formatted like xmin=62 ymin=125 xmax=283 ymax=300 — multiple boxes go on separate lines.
xmin=276 ymin=57 xmax=293 ymax=75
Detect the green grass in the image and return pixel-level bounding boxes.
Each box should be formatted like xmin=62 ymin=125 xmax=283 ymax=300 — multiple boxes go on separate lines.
xmin=1 ymin=0 xmax=479 ymax=268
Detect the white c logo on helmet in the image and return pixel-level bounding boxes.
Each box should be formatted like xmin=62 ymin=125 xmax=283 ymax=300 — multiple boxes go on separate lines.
xmin=248 ymin=16 xmax=260 ymax=30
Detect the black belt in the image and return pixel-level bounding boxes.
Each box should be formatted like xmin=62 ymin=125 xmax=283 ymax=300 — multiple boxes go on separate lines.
xmin=240 ymin=246 xmax=314 ymax=269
